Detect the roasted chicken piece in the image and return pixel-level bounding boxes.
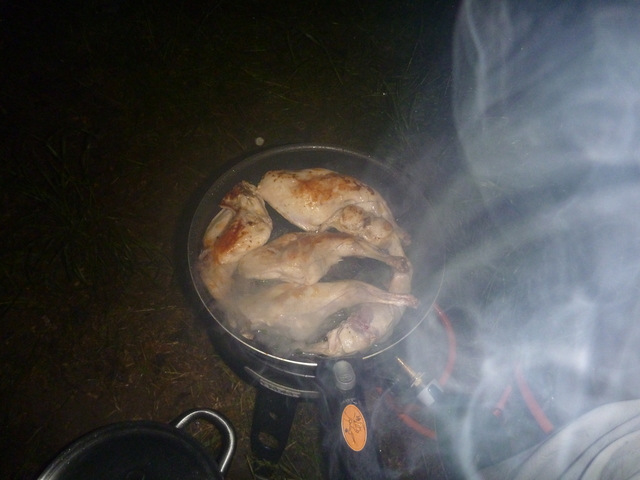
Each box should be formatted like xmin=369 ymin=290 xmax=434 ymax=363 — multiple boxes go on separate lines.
xmin=308 ymin=236 xmax=414 ymax=355
xmin=257 ymin=168 xmax=410 ymax=245
xmin=319 ymin=204 xmax=397 ymax=249
xmin=234 ymin=280 xmax=418 ymax=343
xmin=198 ymin=181 xmax=272 ymax=300
xmin=198 ymin=260 xmax=237 ymax=305
xmin=202 ymin=181 xmax=272 ymax=264
xmin=237 ymin=231 xmax=409 ymax=284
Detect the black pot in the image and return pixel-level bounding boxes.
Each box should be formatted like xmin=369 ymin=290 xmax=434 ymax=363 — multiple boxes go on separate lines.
xmin=37 ymin=409 xmax=236 ymax=480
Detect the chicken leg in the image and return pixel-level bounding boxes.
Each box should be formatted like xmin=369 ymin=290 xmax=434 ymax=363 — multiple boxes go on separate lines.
xmin=235 ymin=280 xmax=418 ymax=343
xmin=237 ymin=231 xmax=409 ymax=284
xmin=308 ymin=235 xmax=414 ymax=355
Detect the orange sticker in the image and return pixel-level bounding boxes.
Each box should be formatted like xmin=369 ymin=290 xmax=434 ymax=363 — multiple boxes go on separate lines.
xmin=341 ymin=403 xmax=367 ymax=451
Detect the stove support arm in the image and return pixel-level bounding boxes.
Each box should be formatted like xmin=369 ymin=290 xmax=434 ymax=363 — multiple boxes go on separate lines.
xmin=250 ymin=387 xmax=300 ymax=464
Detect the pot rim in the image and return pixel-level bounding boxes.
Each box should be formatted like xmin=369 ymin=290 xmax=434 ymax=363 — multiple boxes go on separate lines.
xmin=187 ymin=144 xmax=443 ymax=366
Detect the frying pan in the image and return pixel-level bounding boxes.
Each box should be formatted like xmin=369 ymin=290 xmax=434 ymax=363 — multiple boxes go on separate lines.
xmin=187 ymin=144 xmax=442 ymax=366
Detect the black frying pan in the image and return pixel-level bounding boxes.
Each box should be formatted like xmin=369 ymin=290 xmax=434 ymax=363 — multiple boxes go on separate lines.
xmin=187 ymin=144 xmax=442 ymax=366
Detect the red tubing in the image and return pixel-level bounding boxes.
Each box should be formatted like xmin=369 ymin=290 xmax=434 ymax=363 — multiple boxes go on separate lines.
xmin=387 ymin=307 xmax=555 ymax=439
xmin=493 ymin=384 xmax=513 ymax=418
xmin=514 ymin=363 xmax=555 ymax=434
xmin=379 ymin=386 xmax=437 ymax=439
xmin=398 ymin=413 xmax=437 ymax=439
xmin=428 ymin=308 xmax=556 ymax=436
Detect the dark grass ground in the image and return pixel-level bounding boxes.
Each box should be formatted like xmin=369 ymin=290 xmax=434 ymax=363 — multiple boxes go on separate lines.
xmin=1 ymin=0 xmax=462 ymax=478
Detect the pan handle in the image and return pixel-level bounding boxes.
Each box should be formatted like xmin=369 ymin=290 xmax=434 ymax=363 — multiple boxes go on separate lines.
xmin=170 ymin=408 xmax=236 ymax=477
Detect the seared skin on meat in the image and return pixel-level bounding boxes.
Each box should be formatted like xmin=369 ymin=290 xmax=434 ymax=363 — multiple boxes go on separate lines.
xmin=198 ymin=181 xmax=272 ymax=300
xmin=257 ymin=168 xmax=410 ymax=244
xmin=202 ymin=181 xmax=273 ymax=265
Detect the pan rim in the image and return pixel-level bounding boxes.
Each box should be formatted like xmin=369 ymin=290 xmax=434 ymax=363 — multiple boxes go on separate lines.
xmin=187 ymin=143 xmax=442 ymax=366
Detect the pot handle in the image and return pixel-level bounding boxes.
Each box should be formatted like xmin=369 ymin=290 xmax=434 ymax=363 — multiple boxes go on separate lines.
xmin=171 ymin=408 xmax=236 ymax=477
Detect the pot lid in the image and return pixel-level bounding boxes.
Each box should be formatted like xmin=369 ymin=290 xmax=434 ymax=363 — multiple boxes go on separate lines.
xmin=187 ymin=144 xmax=444 ymax=366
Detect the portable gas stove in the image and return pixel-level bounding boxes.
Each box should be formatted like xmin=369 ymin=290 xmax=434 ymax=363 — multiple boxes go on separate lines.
xmin=186 ymin=145 xmax=444 ymax=477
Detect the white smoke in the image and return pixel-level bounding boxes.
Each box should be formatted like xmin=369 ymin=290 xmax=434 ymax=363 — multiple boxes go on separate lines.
xmin=456 ymin=0 xmax=640 ymax=186
xmin=429 ymin=0 xmax=640 ymax=475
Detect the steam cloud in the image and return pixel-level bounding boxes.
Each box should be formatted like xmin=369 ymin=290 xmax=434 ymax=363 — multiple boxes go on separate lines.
xmin=420 ymin=0 xmax=640 ymax=475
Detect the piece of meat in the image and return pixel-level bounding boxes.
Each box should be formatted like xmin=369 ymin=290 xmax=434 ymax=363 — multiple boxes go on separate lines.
xmin=198 ymin=181 xmax=272 ymax=300
xmin=321 ymin=305 xmax=384 ymax=355
xmin=202 ymin=181 xmax=273 ymax=265
xmin=237 ymin=231 xmax=410 ymax=284
xmin=319 ymin=204 xmax=398 ymax=249
xmin=308 ymin=236 xmax=414 ymax=355
xmin=198 ymin=255 xmax=238 ymax=304
xmin=234 ymin=280 xmax=418 ymax=343
xmin=257 ymin=168 xmax=410 ymax=245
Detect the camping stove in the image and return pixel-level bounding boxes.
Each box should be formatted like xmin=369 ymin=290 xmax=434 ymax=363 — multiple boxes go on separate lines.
xmin=187 ymin=145 xmax=442 ymax=478
xmin=205 ymin=313 xmax=400 ymax=478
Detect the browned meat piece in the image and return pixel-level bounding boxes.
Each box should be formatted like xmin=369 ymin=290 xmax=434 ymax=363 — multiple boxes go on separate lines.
xmin=202 ymin=181 xmax=273 ymax=265
xmin=257 ymin=168 xmax=410 ymax=245
xmin=198 ymin=181 xmax=272 ymax=300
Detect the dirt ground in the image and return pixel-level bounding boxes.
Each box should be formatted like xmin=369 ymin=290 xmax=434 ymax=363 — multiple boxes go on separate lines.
xmin=1 ymin=0 xmax=462 ymax=478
